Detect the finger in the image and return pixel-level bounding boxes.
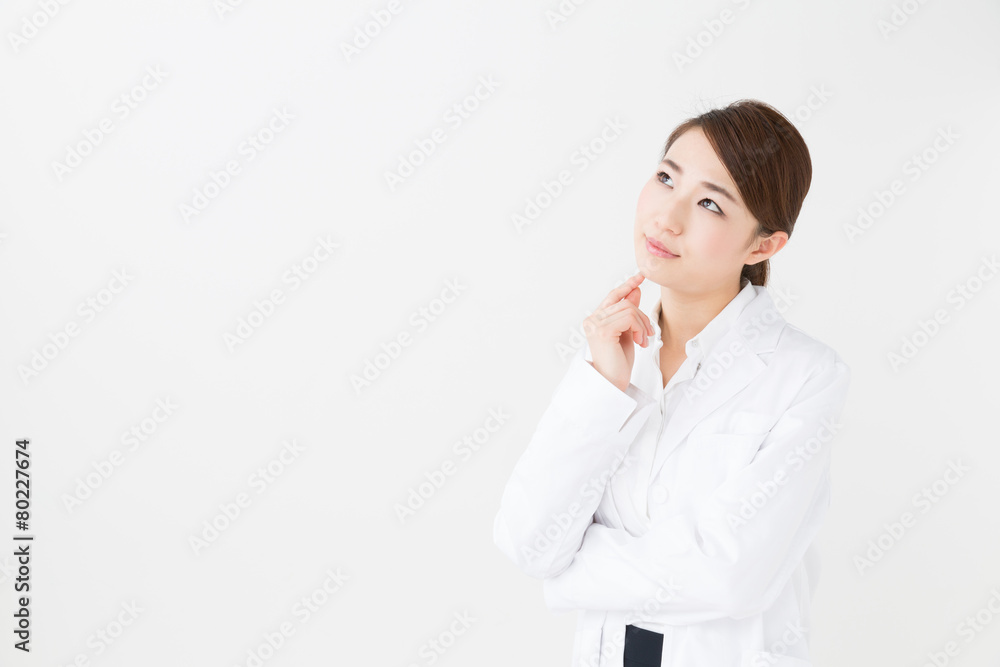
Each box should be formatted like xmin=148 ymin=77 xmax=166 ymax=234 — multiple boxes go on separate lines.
xmin=602 ymin=290 xmax=653 ymax=339
xmin=599 ymin=306 xmax=649 ymax=347
xmin=598 ymin=272 xmax=645 ymax=310
xmin=622 ymin=286 xmax=654 ymax=336
xmin=596 ymin=280 xmax=653 ymax=340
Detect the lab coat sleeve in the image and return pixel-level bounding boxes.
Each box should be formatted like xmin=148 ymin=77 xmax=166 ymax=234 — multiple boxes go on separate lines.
xmin=493 ymin=344 xmax=658 ymax=579
xmin=542 ymin=353 xmax=851 ymax=623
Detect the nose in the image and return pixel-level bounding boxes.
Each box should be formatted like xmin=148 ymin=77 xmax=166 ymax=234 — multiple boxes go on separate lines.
xmin=653 ymin=192 xmax=686 ymax=237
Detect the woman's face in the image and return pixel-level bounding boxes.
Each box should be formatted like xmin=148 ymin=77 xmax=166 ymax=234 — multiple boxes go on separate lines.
xmin=634 ymin=126 xmax=783 ymax=294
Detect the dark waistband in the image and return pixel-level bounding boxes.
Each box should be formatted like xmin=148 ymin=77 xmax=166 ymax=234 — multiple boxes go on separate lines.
xmin=624 ymin=624 xmax=663 ymax=666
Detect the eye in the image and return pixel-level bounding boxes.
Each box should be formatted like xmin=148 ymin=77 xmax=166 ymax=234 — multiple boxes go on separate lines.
xmin=700 ymin=199 xmax=722 ymax=214
xmin=655 ymin=171 xmax=725 ymax=215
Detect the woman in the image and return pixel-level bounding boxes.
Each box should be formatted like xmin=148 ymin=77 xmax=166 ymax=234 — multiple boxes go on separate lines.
xmin=493 ymin=99 xmax=851 ymax=667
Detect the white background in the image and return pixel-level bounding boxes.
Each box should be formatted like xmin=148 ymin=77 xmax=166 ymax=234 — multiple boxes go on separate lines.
xmin=2 ymin=0 xmax=999 ymax=665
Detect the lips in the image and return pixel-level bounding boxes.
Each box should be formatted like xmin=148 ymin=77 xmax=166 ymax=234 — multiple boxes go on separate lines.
xmin=646 ymin=236 xmax=679 ymax=256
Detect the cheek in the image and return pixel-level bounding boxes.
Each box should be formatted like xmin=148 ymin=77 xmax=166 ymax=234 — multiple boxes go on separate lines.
xmin=634 ymin=189 xmax=650 ymax=217
xmin=634 ymin=189 xmax=654 ymax=230
xmin=694 ymin=226 xmax=745 ymax=261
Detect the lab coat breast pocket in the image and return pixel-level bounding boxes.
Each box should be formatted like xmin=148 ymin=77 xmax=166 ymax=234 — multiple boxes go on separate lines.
xmin=670 ymin=430 xmax=767 ymax=506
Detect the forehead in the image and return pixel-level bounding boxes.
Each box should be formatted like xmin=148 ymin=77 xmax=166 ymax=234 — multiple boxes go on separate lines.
xmin=662 ymin=127 xmax=744 ymax=209
xmin=664 ymin=127 xmax=731 ymax=182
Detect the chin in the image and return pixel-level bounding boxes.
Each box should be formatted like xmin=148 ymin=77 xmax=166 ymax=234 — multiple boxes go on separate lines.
xmin=635 ymin=258 xmax=667 ymax=285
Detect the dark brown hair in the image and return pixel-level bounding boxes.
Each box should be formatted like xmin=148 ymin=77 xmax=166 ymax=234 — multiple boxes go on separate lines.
xmin=660 ymin=99 xmax=812 ymax=287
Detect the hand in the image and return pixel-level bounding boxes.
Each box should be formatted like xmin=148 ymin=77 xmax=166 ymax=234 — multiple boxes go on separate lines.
xmin=583 ymin=272 xmax=655 ymax=393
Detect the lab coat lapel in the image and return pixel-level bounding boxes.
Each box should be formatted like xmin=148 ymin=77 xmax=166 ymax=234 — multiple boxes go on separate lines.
xmin=647 ymin=288 xmax=785 ymax=482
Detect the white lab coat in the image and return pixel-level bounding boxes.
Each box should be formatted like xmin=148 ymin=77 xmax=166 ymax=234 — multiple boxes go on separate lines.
xmin=493 ymin=284 xmax=851 ymax=667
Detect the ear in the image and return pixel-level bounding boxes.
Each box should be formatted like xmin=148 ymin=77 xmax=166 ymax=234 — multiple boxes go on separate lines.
xmin=745 ymin=231 xmax=788 ymax=265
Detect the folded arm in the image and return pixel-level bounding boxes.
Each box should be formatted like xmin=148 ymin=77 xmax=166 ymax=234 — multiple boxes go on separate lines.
xmin=542 ymin=355 xmax=851 ymax=623
xmin=493 ymin=345 xmax=657 ymax=579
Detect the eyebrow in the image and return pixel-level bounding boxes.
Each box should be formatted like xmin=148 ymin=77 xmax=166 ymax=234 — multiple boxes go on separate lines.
xmin=661 ymin=158 xmax=739 ymax=207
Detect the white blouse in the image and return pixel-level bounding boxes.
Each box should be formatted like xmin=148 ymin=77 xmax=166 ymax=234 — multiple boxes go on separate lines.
xmin=494 ymin=281 xmax=851 ymax=667
xmin=602 ymin=281 xmax=758 ymax=635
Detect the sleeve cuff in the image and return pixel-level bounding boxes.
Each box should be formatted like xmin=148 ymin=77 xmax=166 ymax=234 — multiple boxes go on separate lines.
xmin=562 ymin=351 xmax=654 ymax=433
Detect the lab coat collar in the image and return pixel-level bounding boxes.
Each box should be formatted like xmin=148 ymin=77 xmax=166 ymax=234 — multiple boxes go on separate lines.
xmin=647 ymin=279 xmax=759 ymax=366
xmin=640 ymin=282 xmax=789 ymax=480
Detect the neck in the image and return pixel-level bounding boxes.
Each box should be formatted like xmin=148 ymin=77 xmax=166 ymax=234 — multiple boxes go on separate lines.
xmin=658 ymin=282 xmax=742 ymax=351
